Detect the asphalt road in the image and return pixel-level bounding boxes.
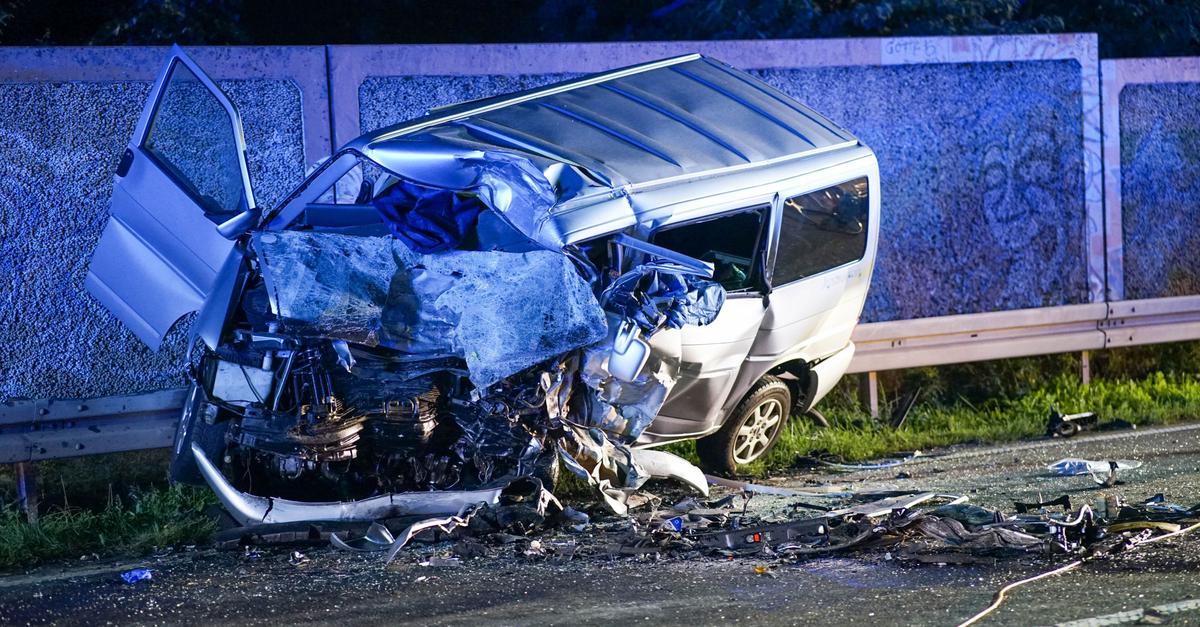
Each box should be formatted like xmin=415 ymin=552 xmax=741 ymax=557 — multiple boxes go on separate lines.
xmin=3 ymin=423 xmax=1200 ymax=626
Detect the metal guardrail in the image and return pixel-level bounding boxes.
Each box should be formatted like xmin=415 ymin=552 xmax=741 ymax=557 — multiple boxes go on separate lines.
xmin=0 ymin=388 xmax=186 ymax=465
xmin=847 ymin=295 xmax=1200 ymax=373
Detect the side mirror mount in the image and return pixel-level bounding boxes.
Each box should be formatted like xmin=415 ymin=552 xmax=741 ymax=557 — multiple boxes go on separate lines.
xmin=216 ymin=207 xmax=261 ymax=240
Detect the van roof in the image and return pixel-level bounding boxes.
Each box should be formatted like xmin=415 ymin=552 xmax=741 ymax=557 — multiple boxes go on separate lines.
xmin=353 ymin=54 xmax=858 ymax=190
xmin=345 ymin=54 xmax=863 ymax=248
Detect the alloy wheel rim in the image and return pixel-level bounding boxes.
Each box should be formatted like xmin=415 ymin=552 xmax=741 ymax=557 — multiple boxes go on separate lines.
xmin=733 ymin=398 xmax=784 ymax=464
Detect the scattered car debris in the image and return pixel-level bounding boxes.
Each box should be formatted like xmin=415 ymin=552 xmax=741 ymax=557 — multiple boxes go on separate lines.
xmin=1047 ymin=458 xmax=1144 ymax=486
xmin=957 ymin=515 xmax=1200 ymax=627
xmin=704 ymin=475 xmax=853 ymax=498
xmin=120 ymin=569 xmax=152 ymax=585
xmin=1045 ymin=408 xmax=1099 ymax=438
xmin=381 ymin=504 xmax=486 ymax=564
xmin=329 ymin=522 xmax=393 ymax=553
xmin=889 ymin=387 xmax=921 ymax=429
xmin=1045 ymin=407 xmax=1137 ymax=439
xmin=1014 ymin=495 xmax=1071 ymax=514
xmin=800 ymin=452 xmax=924 ymax=472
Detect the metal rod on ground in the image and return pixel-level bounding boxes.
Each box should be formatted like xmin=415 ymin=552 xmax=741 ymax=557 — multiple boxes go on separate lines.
xmin=858 ymin=371 xmax=879 ymax=419
xmin=15 ymin=461 xmax=39 ymax=524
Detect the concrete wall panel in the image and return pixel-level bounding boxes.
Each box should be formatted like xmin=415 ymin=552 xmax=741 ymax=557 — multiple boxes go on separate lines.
xmin=0 ymin=47 xmax=326 ymax=401
xmin=1101 ymin=58 xmax=1200 ymax=301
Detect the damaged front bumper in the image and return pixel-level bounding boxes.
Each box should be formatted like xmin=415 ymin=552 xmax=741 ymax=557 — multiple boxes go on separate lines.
xmin=192 ymin=443 xmax=508 ymax=527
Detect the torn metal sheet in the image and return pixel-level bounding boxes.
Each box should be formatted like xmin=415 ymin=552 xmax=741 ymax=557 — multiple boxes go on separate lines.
xmin=903 ymin=516 xmax=1044 ymax=551
xmin=329 ymin=522 xmax=396 ymax=552
xmin=830 ymin=492 xmax=967 ymax=518
xmin=360 ymin=139 xmax=568 ymax=251
xmin=1047 ymin=458 xmax=1144 ymax=476
xmin=558 ymin=426 xmax=652 ymax=515
xmin=192 ymin=444 xmax=504 ymax=526
xmin=252 ymin=230 xmax=607 ymax=388
xmin=578 ymin=323 xmax=682 ymax=440
xmin=704 ymin=475 xmax=854 ymax=498
xmin=382 ymin=503 xmax=484 ymax=564
xmin=600 ymin=258 xmax=725 ymax=334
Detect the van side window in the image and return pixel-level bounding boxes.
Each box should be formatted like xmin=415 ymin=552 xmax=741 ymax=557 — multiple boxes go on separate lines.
xmin=775 ymin=178 xmax=869 ymax=285
xmin=651 ymin=206 xmax=767 ymax=292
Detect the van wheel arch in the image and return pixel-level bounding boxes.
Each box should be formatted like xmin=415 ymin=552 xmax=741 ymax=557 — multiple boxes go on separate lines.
xmin=768 ymin=360 xmax=818 ymax=415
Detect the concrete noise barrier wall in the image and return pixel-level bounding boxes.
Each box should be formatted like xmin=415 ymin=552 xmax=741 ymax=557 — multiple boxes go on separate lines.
xmin=3 ymin=37 xmax=1198 ymax=402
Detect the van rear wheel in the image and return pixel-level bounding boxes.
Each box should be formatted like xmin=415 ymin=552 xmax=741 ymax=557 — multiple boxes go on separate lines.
xmin=697 ymin=375 xmax=791 ymax=474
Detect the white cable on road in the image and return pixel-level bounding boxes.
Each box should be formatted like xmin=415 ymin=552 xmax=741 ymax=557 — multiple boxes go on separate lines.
xmin=957 ymin=559 xmax=1085 ymax=627
xmin=957 ymin=521 xmax=1200 ymax=627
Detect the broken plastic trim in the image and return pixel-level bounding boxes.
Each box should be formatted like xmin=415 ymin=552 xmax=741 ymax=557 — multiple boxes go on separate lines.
xmin=191 ymin=443 xmax=504 ymax=526
xmin=629 ymin=449 xmax=709 ymax=497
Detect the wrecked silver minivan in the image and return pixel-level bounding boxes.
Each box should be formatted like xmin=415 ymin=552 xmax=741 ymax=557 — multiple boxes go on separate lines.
xmin=86 ymin=47 xmax=878 ymax=524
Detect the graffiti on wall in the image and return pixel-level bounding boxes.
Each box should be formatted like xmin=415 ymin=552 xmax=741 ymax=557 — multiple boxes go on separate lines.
xmin=1119 ymin=82 xmax=1200 ymax=299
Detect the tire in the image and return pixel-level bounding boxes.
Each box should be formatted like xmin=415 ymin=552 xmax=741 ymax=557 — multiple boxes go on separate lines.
xmin=696 ymin=375 xmax=792 ymax=474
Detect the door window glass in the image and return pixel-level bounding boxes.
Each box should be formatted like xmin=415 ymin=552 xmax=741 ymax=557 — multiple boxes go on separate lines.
xmin=144 ymin=62 xmax=245 ymax=221
xmin=651 ymin=206 xmax=767 ymax=292
xmin=775 ymin=178 xmax=869 ymax=284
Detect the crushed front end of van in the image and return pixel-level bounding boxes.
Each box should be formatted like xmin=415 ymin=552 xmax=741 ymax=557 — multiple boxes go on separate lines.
xmin=86 ymin=47 xmax=877 ymax=527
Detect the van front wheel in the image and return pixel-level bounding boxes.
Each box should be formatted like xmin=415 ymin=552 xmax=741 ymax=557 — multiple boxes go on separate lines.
xmin=697 ymin=376 xmax=791 ymax=474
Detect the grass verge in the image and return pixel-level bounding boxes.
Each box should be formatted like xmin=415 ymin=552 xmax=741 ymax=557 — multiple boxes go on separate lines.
xmin=0 ymin=485 xmax=216 ymax=571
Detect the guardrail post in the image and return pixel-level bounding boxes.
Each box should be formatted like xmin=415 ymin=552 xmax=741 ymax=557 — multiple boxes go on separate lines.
xmin=1080 ymin=350 xmax=1092 ymax=385
xmin=858 ymin=372 xmax=880 ymax=419
xmin=15 ymin=462 xmax=39 ymax=524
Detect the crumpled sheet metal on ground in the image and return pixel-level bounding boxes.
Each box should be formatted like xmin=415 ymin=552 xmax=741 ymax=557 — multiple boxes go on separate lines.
xmin=251 ymin=230 xmax=607 ymax=388
xmin=901 ymin=515 xmax=1044 ymax=551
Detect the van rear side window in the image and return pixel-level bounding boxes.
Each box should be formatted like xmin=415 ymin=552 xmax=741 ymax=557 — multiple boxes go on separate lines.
xmin=775 ymin=178 xmax=869 ymax=285
xmin=652 ymin=206 xmax=767 ymax=292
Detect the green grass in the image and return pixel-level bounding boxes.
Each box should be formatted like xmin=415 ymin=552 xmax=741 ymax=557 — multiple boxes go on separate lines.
xmin=0 ymin=485 xmax=216 ymax=570
xmin=668 ymin=372 xmax=1200 ymax=475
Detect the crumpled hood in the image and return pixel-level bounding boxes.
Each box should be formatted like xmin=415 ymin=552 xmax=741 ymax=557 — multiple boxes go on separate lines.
xmin=251 ymin=230 xmax=608 ymax=388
